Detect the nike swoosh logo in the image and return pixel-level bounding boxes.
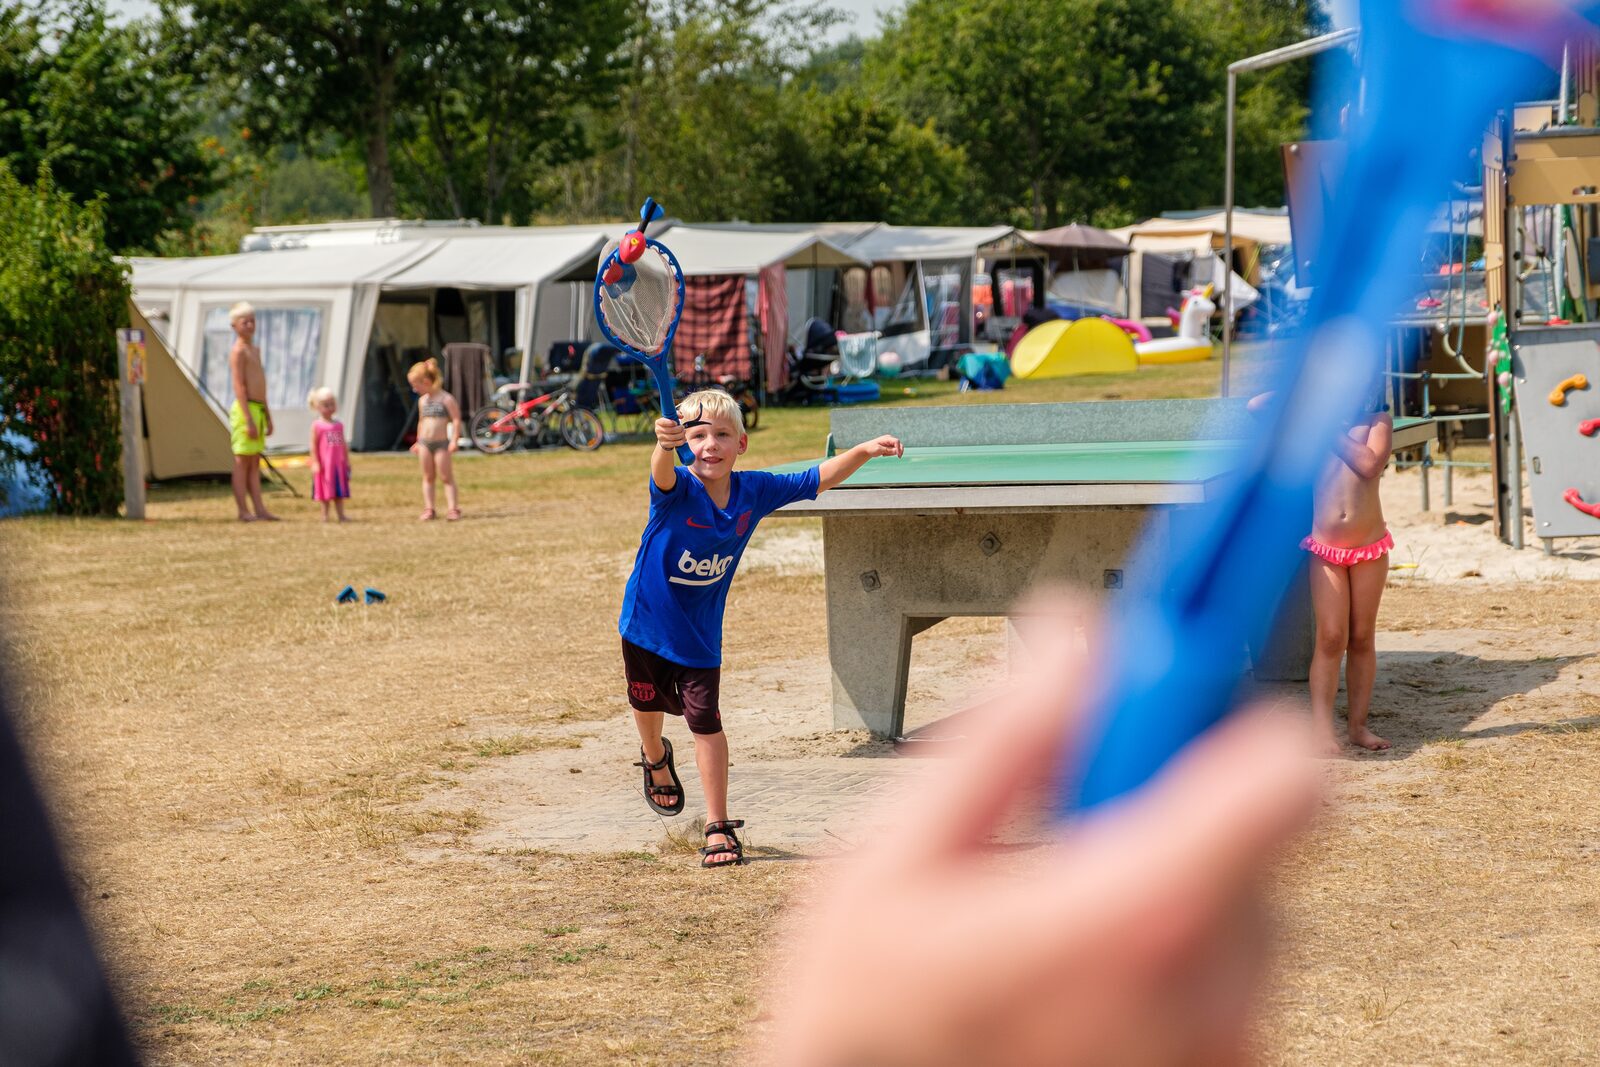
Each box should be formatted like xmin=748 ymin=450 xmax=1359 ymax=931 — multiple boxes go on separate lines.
xmin=668 ymin=574 xmax=726 ymax=586
xmin=686 ymin=518 xmax=712 ymax=528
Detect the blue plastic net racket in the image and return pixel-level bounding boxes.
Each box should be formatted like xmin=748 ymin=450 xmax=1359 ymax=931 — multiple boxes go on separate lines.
xmin=594 ymin=199 xmax=693 ymax=464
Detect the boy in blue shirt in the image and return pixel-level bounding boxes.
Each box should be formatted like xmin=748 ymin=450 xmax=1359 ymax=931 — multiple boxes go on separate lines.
xmin=620 ymin=389 xmax=902 ymax=868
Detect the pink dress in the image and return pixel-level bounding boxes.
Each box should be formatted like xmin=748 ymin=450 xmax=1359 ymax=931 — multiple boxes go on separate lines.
xmin=311 ymin=419 xmax=351 ymax=501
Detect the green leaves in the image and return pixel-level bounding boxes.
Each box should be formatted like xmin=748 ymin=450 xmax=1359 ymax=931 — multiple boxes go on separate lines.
xmin=0 ymin=2 xmax=219 ymax=253
xmin=0 ymin=164 xmax=128 ymax=516
xmin=866 ymin=0 xmax=1321 ymax=227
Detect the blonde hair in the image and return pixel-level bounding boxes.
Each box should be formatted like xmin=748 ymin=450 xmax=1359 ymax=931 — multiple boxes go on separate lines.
xmin=228 ymin=301 xmax=255 ymax=323
xmin=678 ymin=388 xmax=744 ymax=434
xmin=306 ymin=386 xmax=336 ymax=410
xmin=407 ymin=357 xmax=442 ymax=387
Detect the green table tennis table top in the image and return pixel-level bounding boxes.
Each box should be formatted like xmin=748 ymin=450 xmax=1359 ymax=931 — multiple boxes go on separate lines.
xmin=765 ymin=417 xmax=1432 ymax=492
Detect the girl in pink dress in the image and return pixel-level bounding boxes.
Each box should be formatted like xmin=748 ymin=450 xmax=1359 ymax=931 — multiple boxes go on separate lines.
xmin=307 ymin=387 xmax=352 ymax=522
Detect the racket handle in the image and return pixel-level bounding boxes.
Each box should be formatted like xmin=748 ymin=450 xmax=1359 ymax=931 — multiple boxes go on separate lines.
xmin=652 ymin=365 xmax=695 ymax=464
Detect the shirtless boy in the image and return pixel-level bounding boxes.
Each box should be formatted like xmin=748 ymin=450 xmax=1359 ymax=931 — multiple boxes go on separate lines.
xmin=228 ymin=302 xmax=277 ymax=522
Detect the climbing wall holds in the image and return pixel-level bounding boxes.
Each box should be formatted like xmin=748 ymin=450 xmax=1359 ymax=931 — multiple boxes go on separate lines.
xmin=1549 ymin=374 xmax=1588 ymax=406
xmin=1562 ymin=488 xmax=1600 ymax=519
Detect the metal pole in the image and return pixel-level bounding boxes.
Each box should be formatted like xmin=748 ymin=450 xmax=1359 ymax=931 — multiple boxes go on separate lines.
xmin=1510 ymin=399 xmax=1524 ymax=550
xmin=1221 ymin=26 xmax=1360 ymax=397
xmin=1223 ymin=69 xmax=1237 ymax=397
xmin=1560 ymin=44 xmax=1571 ymax=125
xmin=116 ymin=328 xmax=147 ymax=521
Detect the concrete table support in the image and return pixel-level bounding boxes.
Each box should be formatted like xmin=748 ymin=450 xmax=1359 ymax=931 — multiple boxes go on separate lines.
xmin=821 ymin=508 xmax=1166 ymax=736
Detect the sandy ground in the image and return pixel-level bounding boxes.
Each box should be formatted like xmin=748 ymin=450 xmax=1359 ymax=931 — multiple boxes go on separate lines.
xmin=4 ymin=422 xmax=1600 ymax=1064
xmin=1385 ymin=468 xmax=1600 ymax=582
xmin=430 ymin=464 xmax=1600 ymax=862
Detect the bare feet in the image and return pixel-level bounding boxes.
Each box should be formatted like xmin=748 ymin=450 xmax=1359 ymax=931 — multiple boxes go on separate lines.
xmin=237 ymin=513 xmax=256 ymax=523
xmin=1348 ymin=726 xmax=1391 ymax=751
xmin=419 ymin=508 xmax=436 ymax=522
xmin=256 ymin=511 xmax=281 ymax=522
xmin=1315 ymin=733 xmax=1343 ymax=758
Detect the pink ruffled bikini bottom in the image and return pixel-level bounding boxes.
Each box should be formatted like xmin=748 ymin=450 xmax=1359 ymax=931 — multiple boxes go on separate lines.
xmin=1300 ymin=530 xmax=1393 ymax=567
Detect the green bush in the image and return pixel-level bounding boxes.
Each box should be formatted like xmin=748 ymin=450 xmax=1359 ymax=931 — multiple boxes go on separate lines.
xmin=0 ymin=165 xmax=129 ymax=516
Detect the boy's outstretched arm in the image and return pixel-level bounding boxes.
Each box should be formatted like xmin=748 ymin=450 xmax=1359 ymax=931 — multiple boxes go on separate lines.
xmin=652 ymin=417 xmax=684 ymax=492
xmin=817 ymin=435 xmax=903 ymax=493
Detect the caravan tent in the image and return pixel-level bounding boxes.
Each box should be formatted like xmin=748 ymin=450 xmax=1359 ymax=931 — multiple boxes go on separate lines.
xmin=1023 ymin=223 xmax=1133 ymax=314
xmin=831 ymin=225 xmax=1048 ymax=370
xmin=129 ymin=232 xmax=608 ymax=450
xmin=549 ymin=225 xmax=867 ymax=391
xmin=1110 ymin=210 xmax=1287 ymax=320
xmin=129 ymin=303 xmax=234 ymax=480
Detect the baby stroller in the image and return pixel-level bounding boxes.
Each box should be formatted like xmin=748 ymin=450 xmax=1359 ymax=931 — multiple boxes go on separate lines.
xmin=782 ymin=318 xmax=845 ymax=404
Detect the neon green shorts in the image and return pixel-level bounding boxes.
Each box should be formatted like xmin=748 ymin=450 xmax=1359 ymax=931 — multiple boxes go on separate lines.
xmin=230 ymin=400 xmax=268 ymax=456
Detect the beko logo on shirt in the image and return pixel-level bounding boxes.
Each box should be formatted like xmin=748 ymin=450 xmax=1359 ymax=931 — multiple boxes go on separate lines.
xmin=669 ymin=549 xmax=733 ymax=586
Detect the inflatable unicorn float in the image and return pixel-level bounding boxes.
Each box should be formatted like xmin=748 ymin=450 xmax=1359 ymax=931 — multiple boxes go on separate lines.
xmin=1108 ymin=286 xmax=1217 ymax=364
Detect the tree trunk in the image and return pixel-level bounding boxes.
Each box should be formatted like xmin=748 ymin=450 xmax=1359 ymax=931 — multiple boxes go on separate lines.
xmin=364 ymin=60 xmax=399 ymax=216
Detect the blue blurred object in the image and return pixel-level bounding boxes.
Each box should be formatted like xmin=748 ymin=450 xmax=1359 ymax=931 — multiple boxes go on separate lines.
xmin=956 ymin=352 xmax=1011 ymax=391
xmin=336 ymin=585 xmax=358 ymax=604
xmin=821 ymin=381 xmax=881 ymax=405
xmin=0 ymin=424 xmax=50 ymax=518
xmin=1060 ymin=1 xmax=1600 ymax=814
xmin=364 ymin=587 xmax=387 ymax=605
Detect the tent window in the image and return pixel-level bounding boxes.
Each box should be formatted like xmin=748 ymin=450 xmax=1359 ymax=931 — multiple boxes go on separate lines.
xmin=876 ymin=264 xmax=922 ymax=337
xmin=922 ymin=258 xmax=970 ymax=348
xmin=201 ymin=304 xmax=325 ymax=412
xmin=839 ymin=267 xmax=873 ymax=334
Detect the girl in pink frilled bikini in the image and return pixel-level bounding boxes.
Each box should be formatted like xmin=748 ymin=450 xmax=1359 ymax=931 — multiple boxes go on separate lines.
xmin=1303 ymin=384 xmax=1395 ymax=756
xmin=307 ymin=387 xmax=352 ymax=522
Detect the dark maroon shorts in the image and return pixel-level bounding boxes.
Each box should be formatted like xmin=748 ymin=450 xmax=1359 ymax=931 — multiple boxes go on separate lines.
xmin=621 ymin=639 xmax=723 ymax=735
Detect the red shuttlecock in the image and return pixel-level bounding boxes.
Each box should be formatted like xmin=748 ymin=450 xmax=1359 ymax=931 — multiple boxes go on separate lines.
xmin=619 ymin=231 xmax=646 ymax=264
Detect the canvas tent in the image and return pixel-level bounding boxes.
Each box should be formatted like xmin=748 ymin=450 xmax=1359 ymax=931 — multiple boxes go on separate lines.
xmin=1110 ymin=210 xmax=1288 ymax=320
xmin=128 ymin=303 xmax=234 ymax=480
xmin=1023 ymin=223 xmax=1133 ymax=314
xmin=129 ymin=231 xmax=607 ymax=451
xmin=548 ymin=224 xmax=867 ymax=392
xmin=828 ymin=225 xmax=1048 ymax=370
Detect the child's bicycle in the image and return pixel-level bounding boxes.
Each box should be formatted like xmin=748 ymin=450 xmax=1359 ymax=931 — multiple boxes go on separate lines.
xmin=469 ymin=382 xmax=604 ymax=454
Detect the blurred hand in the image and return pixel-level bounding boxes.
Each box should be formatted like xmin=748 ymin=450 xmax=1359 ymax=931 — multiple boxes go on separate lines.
xmin=655 ymin=417 xmax=686 ymax=451
xmin=769 ymin=598 xmax=1318 ymax=1067
xmin=245 ymin=420 xmax=259 ymax=440
xmin=447 ymin=440 xmax=459 ymax=454
xmin=265 ymin=413 xmax=274 ymax=436
xmin=859 ymin=435 xmax=904 ymax=459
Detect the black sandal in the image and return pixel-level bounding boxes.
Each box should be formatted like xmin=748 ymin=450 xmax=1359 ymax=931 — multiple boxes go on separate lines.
xmin=700 ymin=819 xmax=745 ymax=868
xmin=635 ymin=737 xmax=684 ymax=816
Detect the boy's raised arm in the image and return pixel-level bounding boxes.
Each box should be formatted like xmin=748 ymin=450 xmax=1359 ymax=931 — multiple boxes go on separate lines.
xmin=651 ymin=417 xmax=683 ymax=492
xmin=818 ymin=435 xmax=903 ymax=493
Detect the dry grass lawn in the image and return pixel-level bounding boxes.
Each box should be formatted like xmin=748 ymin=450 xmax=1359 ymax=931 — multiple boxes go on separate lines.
xmin=3 ymin=361 xmax=1598 ymax=1064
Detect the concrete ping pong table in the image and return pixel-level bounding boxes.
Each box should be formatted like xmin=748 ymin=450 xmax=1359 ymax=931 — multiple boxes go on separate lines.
xmin=765 ymin=398 xmax=1435 ymax=737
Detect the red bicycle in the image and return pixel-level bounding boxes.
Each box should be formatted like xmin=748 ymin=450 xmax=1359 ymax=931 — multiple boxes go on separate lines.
xmin=469 ymin=382 xmax=604 ymax=454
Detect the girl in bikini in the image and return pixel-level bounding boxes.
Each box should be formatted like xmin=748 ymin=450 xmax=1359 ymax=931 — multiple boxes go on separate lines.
xmin=1304 ymin=385 xmax=1394 ymax=755
xmin=407 ymin=359 xmax=463 ymax=521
